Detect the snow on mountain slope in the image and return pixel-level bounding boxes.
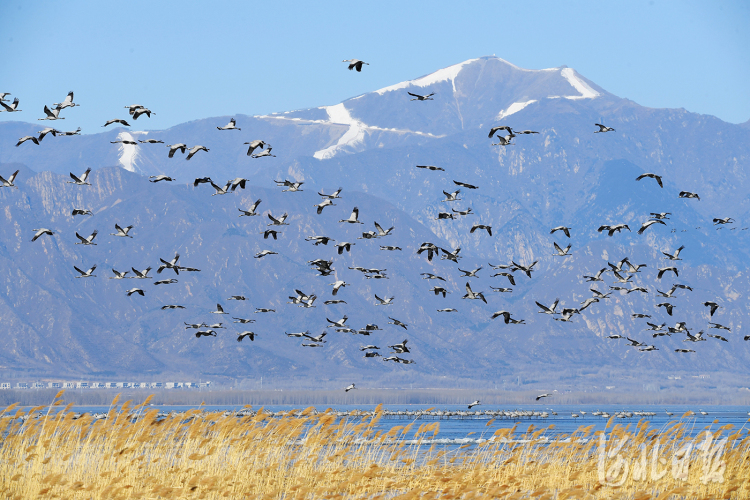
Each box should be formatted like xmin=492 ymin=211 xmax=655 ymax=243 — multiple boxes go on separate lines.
xmin=560 ymin=68 xmax=600 ymax=99
xmin=373 ymin=58 xmax=481 ymax=95
xmin=496 ymin=100 xmax=538 ymax=120
xmin=116 ymin=131 xmax=148 ymax=172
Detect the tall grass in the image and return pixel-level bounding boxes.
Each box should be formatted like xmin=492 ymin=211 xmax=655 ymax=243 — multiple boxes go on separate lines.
xmin=1 ymin=394 xmax=748 ymax=499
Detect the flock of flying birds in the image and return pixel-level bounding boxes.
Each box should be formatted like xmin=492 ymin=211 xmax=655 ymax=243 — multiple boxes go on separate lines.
xmin=2 ymin=59 xmax=746 ymax=395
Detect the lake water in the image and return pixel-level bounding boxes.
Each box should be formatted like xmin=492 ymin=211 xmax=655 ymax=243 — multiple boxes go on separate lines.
xmin=8 ymin=403 xmax=748 ymax=444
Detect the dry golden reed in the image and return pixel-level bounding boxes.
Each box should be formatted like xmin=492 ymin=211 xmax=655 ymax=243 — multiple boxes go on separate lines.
xmin=1 ymin=395 xmax=748 ymax=499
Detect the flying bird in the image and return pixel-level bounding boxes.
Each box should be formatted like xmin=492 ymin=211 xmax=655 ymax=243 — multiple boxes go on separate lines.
xmin=637 ymin=219 xmax=666 ymax=234
xmin=408 ymin=92 xmax=435 ymax=101
xmin=343 ymin=59 xmax=369 ymax=71
xmin=67 ymin=168 xmax=92 ymax=186
xmin=38 ymin=105 xmax=64 ymax=121
xmin=243 ymin=140 xmax=268 ymax=156
xmin=416 ymin=165 xmax=444 ymax=171
xmin=102 ymin=119 xmax=130 ymax=127
xmin=16 ymin=136 xmax=39 ymax=147
xmin=635 ymin=173 xmax=663 ymax=188
xmin=217 ymin=118 xmax=240 ymax=131
xmin=31 ymin=228 xmax=54 ymax=242
xmin=679 ymin=191 xmax=700 ymax=200
xmin=186 ymin=145 xmax=209 ymax=160
xmin=594 ymin=123 xmax=615 ymax=133
xmin=166 ymin=143 xmax=188 ymax=158
xmin=0 ymin=170 xmax=20 ymax=188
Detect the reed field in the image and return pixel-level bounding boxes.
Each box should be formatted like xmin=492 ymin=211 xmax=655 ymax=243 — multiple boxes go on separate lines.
xmin=1 ymin=393 xmax=748 ymax=499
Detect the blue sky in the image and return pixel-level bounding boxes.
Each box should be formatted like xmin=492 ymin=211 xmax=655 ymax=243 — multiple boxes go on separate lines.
xmin=1 ymin=0 xmax=748 ymax=132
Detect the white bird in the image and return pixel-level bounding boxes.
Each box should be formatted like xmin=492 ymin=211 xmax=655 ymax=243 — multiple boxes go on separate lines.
xmin=132 ymin=108 xmax=154 ymax=120
xmin=0 ymin=97 xmax=21 ymax=112
xmin=408 ymin=92 xmax=435 ymax=101
xmin=37 ymin=127 xmax=60 ymax=142
xmin=470 ymin=224 xmax=492 ymax=236
xmin=0 ymin=169 xmax=20 ymax=188
xmin=657 ymin=267 xmax=679 ymax=279
xmin=553 ymin=242 xmax=571 ymax=256
xmin=467 ymin=401 xmax=481 ymax=409
xmin=635 ymin=173 xmax=663 ymax=188
xmin=126 ymin=288 xmax=145 ymax=297
xmin=415 ymin=165 xmax=444 ymax=171
xmin=638 ymin=219 xmax=666 ymax=234
xmin=703 ymin=301 xmax=720 ymax=317
xmin=491 ymin=311 xmax=524 ymax=324
xmin=53 ymin=91 xmax=79 ymax=110
xmin=326 ymin=315 xmax=348 ymax=328
xmin=678 ymin=191 xmax=700 ymax=200
xmin=239 ymin=200 xmax=262 ymax=217
xmin=154 ymin=279 xmax=178 ymax=285
xmin=315 ymin=199 xmax=335 ymax=214
xmin=186 ymin=145 xmax=209 ymax=160
xmin=73 ymin=264 xmax=97 ymax=278
xmin=254 ymin=250 xmax=278 ymax=259
xmin=75 ymin=230 xmax=98 ymax=246
xmin=375 ymin=294 xmax=394 ymax=306
xmin=713 ymin=217 xmax=735 ymax=225
xmin=211 ymin=304 xmax=228 ymax=315
xmin=462 ymin=282 xmax=487 ymax=304
xmin=138 ymin=139 xmax=163 ymax=144
xmin=16 ymin=136 xmax=39 ymax=147
xmin=267 ymin=212 xmax=289 ymax=226
xmin=237 ymin=332 xmax=256 ymax=342
xmin=536 ymin=393 xmax=553 ymax=400
xmin=330 ymin=280 xmax=348 ymax=296
xmin=373 ymin=221 xmax=393 ymax=237
xmin=31 ymin=228 xmax=54 ymax=242
xmin=233 ymin=317 xmax=255 ymax=324
xmin=67 ymin=168 xmax=92 ymax=186
xmin=343 ymin=59 xmax=368 ymax=71
xmin=251 ymin=147 xmax=275 ymax=158
xmin=109 ymin=269 xmax=129 ymax=279
xmin=319 ymin=187 xmax=343 ymax=199
xmin=388 ymin=340 xmax=409 ymax=354
xmin=345 ymin=383 xmax=357 ymax=392
xmin=550 ymin=226 xmax=571 ymax=238
xmin=125 ymin=104 xmax=145 ymax=114
xmin=56 ymin=127 xmax=81 ymax=136
xmin=102 ymin=119 xmax=130 ymax=127
xmin=157 ymin=254 xmax=181 ymax=274
xmin=535 ymin=299 xmax=559 ymax=315
xmin=594 ymin=123 xmax=615 ymax=133
xmin=492 ymin=134 xmax=515 ymax=146
xmin=243 ymin=140 xmax=268 ymax=156
xmin=335 ymin=242 xmax=354 ymax=254
xmin=149 ymin=175 xmax=174 ymax=183
xmin=488 ymin=125 xmax=513 ymax=138
xmin=131 ymin=267 xmax=152 ymax=279
xmin=388 ymin=317 xmax=408 ymax=329
xmin=459 ymin=267 xmax=482 ymax=278
xmin=38 ymin=105 xmax=64 ymax=121
xmin=217 ymin=118 xmax=240 ymax=130
xmin=208 ymin=181 xmax=231 ymax=196
xmin=166 ymin=143 xmax=188 ymax=158
xmin=110 ymin=224 xmax=133 ymax=238
xmin=339 ymin=207 xmax=363 ymax=224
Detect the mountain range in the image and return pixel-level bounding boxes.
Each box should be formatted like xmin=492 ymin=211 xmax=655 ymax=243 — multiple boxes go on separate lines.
xmin=1 ymin=56 xmax=749 ymax=391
